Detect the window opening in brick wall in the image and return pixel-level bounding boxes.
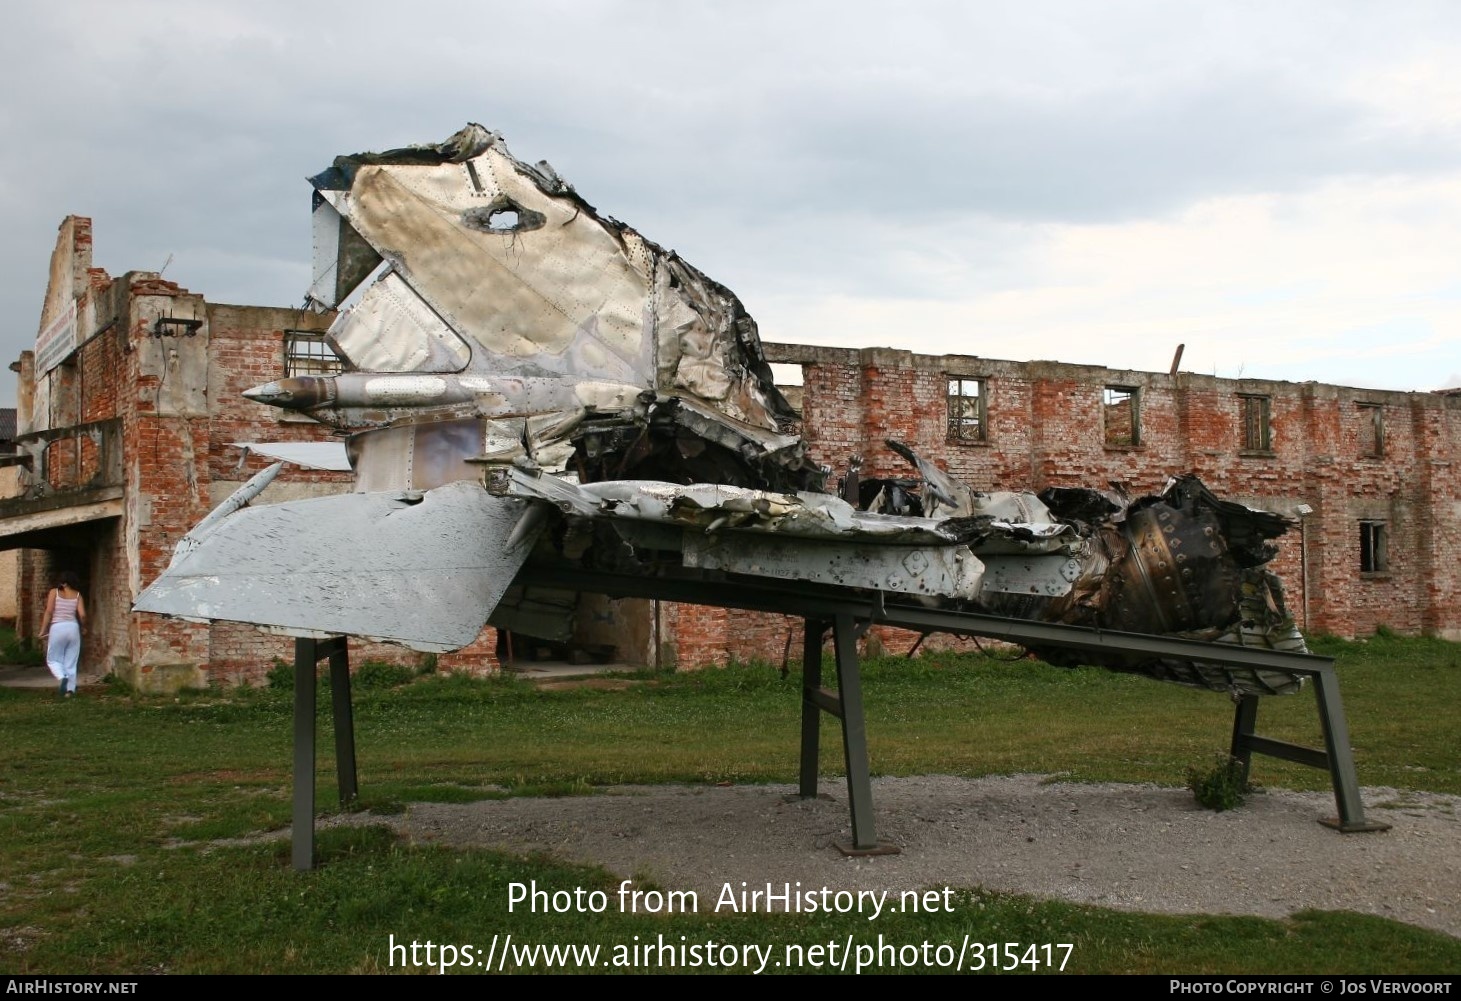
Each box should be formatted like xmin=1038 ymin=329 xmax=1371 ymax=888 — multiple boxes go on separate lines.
xmin=1357 ymin=402 xmax=1384 ymax=458
xmin=769 ymin=363 xmax=806 ymax=435
xmin=767 ymin=362 xmax=804 ymax=388
xmin=947 ymin=377 xmax=987 ymax=442
xmin=1239 ymin=394 xmax=1271 ymax=452
xmin=1359 ymin=520 xmax=1388 ymax=574
xmin=285 ymin=330 xmax=345 ymax=377
xmin=1103 ymin=385 xmax=1140 ymax=447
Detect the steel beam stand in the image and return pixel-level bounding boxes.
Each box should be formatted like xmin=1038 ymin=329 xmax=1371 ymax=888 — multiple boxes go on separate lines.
xmin=1229 ymin=670 xmax=1389 ymax=833
xmin=291 ymin=635 xmax=361 ymax=871
xmin=518 ymin=563 xmax=1387 ymax=837
xmin=797 ymin=619 xmax=827 ymax=801
xmin=291 ymin=638 xmax=316 ymax=871
xmin=792 ymin=615 xmax=900 ymax=855
xmin=1310 ymin=665 xmax=1390 ymax=832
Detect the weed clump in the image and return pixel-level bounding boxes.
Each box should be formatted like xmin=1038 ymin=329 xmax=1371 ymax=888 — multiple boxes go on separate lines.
xmin=1187 ymin=754 xmax=1253 ymax=811
xmin=101 ymin=672 xmax=135 ymax=696
xmin=352 ymin=660 xmax=416 ymax=690
xmin=266 ymin=658 xmax=293 ymax=690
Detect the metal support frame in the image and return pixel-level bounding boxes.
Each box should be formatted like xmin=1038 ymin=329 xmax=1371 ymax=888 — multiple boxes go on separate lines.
xmin=282 ymin=562 xmax=1384 ymax=872
xmin=291 ymin=639 xmax=315 ymax=872
xmin=519 ymin=563 xmax=1386 ymax=834
xmin=831 ymin=615 xmax=890 ymax=853
xmin=797 ymin=620 xmax=826 ymax=800
xmin=292 ymin=635 xmax=357 ymax=871
xmin=1230 ymin=674 xmax=1389 ymax=833
xmin=796 ymin=616 xmax=900 ymax=854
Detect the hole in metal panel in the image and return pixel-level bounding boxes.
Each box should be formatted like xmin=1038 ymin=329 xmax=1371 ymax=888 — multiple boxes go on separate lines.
xmin=462 ymin=198 xmax=546 ymax=234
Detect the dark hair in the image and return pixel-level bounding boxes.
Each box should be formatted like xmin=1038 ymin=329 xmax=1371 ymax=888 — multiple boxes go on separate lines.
xmin=58 ymin=571 xmax=81 ymax=591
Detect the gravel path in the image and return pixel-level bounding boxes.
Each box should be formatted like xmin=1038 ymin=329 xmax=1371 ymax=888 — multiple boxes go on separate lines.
xmin=370 ymin=775 xmax=1461 ymax=938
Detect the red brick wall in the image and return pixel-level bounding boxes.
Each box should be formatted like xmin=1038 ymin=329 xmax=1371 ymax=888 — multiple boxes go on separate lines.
xmin=18 ymin=269 xmax=133 ymax=676
xmin=660 ymin=603 xmax=729 ymax=669
xmin=203 ymin=304 xmax=350 ymax=485
xmin=20 ymin=223 xmax=1459 ymax=685
xmin=661 ymin=606 xmax=803 ymax=670
xmin=437 ymin=625 xmax=501 ymax=676
xmin=206 ymin=621 xmax=455 ymax=686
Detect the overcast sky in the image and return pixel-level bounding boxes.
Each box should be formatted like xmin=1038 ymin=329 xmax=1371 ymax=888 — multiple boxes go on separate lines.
xmin=2 ymin=1 xmax=1459 ymax=409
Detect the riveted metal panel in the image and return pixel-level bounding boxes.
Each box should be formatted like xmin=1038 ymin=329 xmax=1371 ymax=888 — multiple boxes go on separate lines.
xmin=684 ymin=532 xmax=984 ymax=600
xmin=979 ymin=553 xmax=1081 ymax=597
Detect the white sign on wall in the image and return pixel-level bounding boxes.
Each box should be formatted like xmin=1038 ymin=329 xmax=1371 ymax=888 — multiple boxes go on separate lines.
xmin=36 ymin=300 xmax=78 ymax=376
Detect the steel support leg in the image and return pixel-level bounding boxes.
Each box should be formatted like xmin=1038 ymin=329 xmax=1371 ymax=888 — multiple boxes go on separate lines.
xmin=1229 ymin=694 xmax=1259 ymax=786
xmin=327 ymin=638 xmax=358 ymax=808
xmin=1312 ymin=666 xmax=1387 ymax=832
xmin=294 ymin=635 xmax=363 ymax=871
xmin=832 ymin=614 xmax=881 ymax=852
xmin=1229 ymin=671 xmax=1387 ymax=833
xmin=798 ymin=619 xmax=826 ymax=800
xmin=291 ymin=637 xmax=317 ymax=871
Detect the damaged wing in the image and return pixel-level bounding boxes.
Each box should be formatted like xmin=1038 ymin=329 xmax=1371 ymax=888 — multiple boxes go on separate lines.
xmin=134 ymin=479 xmax=543 ymax=651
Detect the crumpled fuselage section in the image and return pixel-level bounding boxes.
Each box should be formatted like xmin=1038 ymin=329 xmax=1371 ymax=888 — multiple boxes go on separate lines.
xmin=262 ymin=123 xmax=820 ymax=493
xmin=488 ymin=440 xmax=1307 ymax=695
xmin=137 ymin=123 xmax=1309 ymax=697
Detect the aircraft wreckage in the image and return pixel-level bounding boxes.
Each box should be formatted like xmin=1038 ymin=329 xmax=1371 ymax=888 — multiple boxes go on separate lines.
xmin=134 ymin=125 xmax=1382 ymax=859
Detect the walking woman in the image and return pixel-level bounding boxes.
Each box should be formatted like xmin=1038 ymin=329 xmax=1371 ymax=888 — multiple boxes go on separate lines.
xmin=40 ymin=571 xmax=85 ymax=697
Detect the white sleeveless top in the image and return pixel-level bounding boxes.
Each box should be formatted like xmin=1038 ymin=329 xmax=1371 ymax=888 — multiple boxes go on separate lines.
xmin=53 ymin=593 xmax=79 ymax=623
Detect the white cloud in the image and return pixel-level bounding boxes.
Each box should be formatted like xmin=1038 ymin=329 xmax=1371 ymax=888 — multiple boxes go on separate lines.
xmin=758 ymin=173 xmax=1461 ymax=390
xmin=3 ymin=0 xmax=1461 ymax=403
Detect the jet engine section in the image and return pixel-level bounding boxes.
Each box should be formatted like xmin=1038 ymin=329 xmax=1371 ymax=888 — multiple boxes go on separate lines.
xmin=880 ymin=441 xmax=1307 ymax=695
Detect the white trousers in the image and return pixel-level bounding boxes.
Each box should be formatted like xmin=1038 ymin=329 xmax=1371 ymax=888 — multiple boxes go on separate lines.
xmin=46 ymin=622 xmax=81 ymax=693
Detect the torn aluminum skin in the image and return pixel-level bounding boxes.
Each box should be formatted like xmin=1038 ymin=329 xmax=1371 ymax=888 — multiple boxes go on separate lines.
xmin=683 ymin=534 xmax=983 ymax=602
xmin=276 ymin=123 xmax=813 ymax=491
xmin=492 ymin=464 xmax=988 ymax=602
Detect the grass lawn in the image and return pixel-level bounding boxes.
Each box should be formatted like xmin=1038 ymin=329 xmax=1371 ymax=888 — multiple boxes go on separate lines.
xmin=0 ymin=632 xmax=1457 ymax=974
